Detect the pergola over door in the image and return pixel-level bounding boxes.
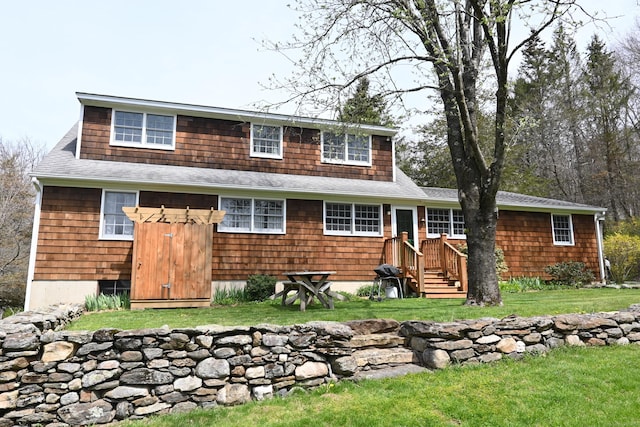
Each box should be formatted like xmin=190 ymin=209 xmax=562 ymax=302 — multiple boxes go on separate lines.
xmin=123 ymin=206 xmax=225 ymax=309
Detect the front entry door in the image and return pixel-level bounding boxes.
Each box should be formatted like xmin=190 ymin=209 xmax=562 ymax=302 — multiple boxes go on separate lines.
xmin=393 ymin=207 xmax=417 ymax=245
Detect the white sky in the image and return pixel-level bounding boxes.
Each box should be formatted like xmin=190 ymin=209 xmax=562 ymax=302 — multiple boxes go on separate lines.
xmin=1 ymin=1 xmax=638 ymax=149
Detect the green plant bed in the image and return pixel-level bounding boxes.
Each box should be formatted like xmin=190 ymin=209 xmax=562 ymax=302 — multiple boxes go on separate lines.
xmin=117 ymin=345 xmax=640 ymax=427
xmin=66 ymin=288 xmax=640 ymax=331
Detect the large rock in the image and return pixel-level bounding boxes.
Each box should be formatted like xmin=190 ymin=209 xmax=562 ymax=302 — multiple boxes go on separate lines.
xmin=348 ymin=333 xmax=405 ymax=348
xmin=57 ymin=400 xmax=115 ymax=426
xmin=0 ymin=391 xmax=19 ymax=410
xmin=105 ymin=386 xmax=150 ymax=399
xmin=2 ymin=333 xmax=39 ymax=351
xmin=295 ymin=361 xmax=329 ymax=380
xmin=216 ymin=384 xmax=251 ymax=406
xmin=81 ymin=369 xmax=121 ymax=388
xmin=306 ymin=321 xmax=354 ymax=340
xmin=352 ymin=348 xmax=417 ymax=367
xmin=400 ymin=321 xmax=468 ymax=339
xmin=332 ymin=356 xmax=358 ymax=375
xmin=195 ymin=358 xmax=230 ymax=379
xmin=120 ymin=368 xmax=173 ymax=385
xmin=554 ymin=314 xmax=617 ymax=331
xmin=422 ymin=349 xmax=450 ymax=369
xmin=432 ymin=339 xmax=473 ymax=351
xmin=496 ymin=338 xmax=518 ymax=353
xmin=42 ymin=341 xmax=76 ymax=362
xmin=133 ymin=401 xmax=171 ymax=416
xmin=252 ymin=384 xmax=273 ymax=401
xmin=262 ymin=333 xmax=289 ymax=347
xmin=174 ymin=375 xmax=202 ymax=392
xmin=343 ymin=319 xmax=400 ymax=335
xmin=216 ymin=335 xmax=252 ymax=346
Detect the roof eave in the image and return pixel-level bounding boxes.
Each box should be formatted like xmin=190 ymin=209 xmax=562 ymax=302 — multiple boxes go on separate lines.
xmin=34 ymin=173 xmax=424 ymax=203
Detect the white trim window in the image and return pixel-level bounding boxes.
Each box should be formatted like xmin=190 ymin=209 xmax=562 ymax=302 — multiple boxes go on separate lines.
xmin=100 ymin=190 xmax=138 ymax=240
xmin=219 ymin=197 xmax=285 ymax=234
xmin=251 ymin=124 xmax=283 ymax=159
xmin=551 ymin=214 xmax=574 ymax=245
xmin=321 ymin=131 xmax=371 ymax=166
xmin=324 ymin=202 xmax=382 ymax=236
xmin=111 ymin=110 xmax=176 ymax=149
xmin=426 ymin=208 xmax=466 ymax=238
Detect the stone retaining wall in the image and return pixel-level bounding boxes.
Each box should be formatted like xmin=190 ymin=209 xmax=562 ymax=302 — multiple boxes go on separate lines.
xmin=1 ymin=304 xmax=639 ymax=426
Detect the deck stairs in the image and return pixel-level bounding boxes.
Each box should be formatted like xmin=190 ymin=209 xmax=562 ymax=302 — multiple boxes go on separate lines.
xmin=421 ymin=270 xmax=467 ymax=298
xmin=386 ymin=232 xmax=468 ymax=299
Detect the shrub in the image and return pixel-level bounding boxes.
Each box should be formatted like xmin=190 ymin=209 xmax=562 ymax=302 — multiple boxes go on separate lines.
xmin=457 ymin=244 xmax=509 ymax=279
xmin=604 ymin=233 xmax=640 ymax=284
xmin=212 ymin=286 xmax=247 ymax=305
xmin=245 ymin=274 xmax=277 ymax=302
xmin=544 ymin=261 xmax=595 ymax=287
xmin=499 ymin=276 xmax=562 ymax=293
xmin=84 ymin=292 xmax=130 ymax=312
xmin=607 ymin=217 xmax=640 ymax=237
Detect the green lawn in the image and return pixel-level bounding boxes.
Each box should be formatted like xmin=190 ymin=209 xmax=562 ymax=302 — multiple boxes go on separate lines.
xmin=67 ymin=288 xmax=640 ymax=331
xmin=67 ymin=288 xmax=640 ymax=426
xmin=118 ymin=345 xmax=640 ymax=427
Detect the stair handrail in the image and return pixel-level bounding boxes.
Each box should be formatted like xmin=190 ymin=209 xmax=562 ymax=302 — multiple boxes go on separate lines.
xmin=383 ymin=232 xmax=424 ymax=293
xmin=421 ymin=234 xmax=468 ymax=293
xmin=442 ymin=240 xmax=468 ymax=293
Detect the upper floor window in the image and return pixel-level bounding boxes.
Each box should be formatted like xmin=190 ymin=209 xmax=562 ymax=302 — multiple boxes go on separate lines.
xmin=251 ymin=124 xmax=283 ymax=159
xmin=551 ymin=214 xmax=574 ymax=245
xmin=427 ymin=208 xmax=466 ymax=238
xmin=324 ymin=202 xmax=381 ymax=236
xmin=321 ymin=131 xmax=371 ymax=166
xmin=111 ymin=110 xmax=176 ymax=150
xmin=100 ymin=190 xmax=138 ymax=240
xmin=218 ymin=197 xmax=285 ymax=234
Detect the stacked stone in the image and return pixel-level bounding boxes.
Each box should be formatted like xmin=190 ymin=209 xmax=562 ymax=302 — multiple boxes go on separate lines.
xmin=402 ymin=308 xmax=640 ymax=370
xmin=2 ymin=304 xmax=640 ymax=426
xmin=0 ymin=311 xmax=370 ymax=426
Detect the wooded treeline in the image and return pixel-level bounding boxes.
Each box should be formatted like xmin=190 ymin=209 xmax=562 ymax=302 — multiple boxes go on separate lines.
xmin=0 ymin=138 xmax=43 ymax=310
xmin=399 ymin=23 xmax=640 ymax=224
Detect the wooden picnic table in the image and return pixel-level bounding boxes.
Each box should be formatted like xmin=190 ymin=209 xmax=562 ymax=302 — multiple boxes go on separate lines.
xmin=276 ymin=271 xmax=338 ymax=311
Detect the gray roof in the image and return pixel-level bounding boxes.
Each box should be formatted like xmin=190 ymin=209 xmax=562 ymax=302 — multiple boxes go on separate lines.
xmin=421 ymin=187 xmax=605 ymax=214
xmin=32 ymin=125 xmax=426 ymax=203
xmin=33 ymin=124 xmax=606 ymax=214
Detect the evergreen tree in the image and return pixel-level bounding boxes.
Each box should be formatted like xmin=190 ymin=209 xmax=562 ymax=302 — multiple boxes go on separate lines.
xmin=337 ymin=77 xmax=393 ymax=126
xmin=582 ymin=35 xmax=635 ymax=221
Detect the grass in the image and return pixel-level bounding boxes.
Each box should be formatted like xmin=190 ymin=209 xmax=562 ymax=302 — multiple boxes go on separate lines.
xmin=66 ymin=288 xmax=640 ymax=331
xmin=117 ymin=345 xmax=640 ymax=427
xmin=64 ymin=288 xmax=640 ymax=426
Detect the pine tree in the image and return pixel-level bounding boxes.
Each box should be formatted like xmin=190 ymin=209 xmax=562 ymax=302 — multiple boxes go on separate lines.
xmin=337 ymin=77 xmax=393 ymax=126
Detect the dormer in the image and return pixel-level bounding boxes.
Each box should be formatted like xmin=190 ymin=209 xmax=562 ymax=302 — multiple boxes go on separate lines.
xmin=75 ymin=92 xmax=397 ymax=182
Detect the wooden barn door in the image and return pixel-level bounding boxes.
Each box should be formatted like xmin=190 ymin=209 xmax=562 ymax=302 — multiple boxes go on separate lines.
xmin=131 ymin=222 xmax=213 ymax=308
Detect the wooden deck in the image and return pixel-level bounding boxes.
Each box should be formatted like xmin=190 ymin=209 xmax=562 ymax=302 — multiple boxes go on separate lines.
xmin=385 ymin=233 xmax=468 ymax=299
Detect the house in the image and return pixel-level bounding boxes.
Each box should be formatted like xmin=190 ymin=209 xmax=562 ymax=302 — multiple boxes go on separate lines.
xmin=24 ymin=93 xmax=606 ymax=310
xmin=421 ymin=187 xmax=606 ymax=284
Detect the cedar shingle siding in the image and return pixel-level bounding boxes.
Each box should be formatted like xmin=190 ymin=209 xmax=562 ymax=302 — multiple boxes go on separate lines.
xmin=496 ymin=211 xmax=599 ymax=278
xmin=80 ymin=106 xmax=394 ymax=181
xmin=35 ymin=186 xmax=133 ymax=281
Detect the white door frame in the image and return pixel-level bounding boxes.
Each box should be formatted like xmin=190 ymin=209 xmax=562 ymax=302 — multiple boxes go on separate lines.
xmin=391 ymin=205 xmax=419 ymax=242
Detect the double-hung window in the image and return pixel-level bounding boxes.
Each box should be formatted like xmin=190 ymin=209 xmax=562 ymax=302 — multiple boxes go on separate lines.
xmin=322 ymin=131 xmax=371 ymax=165
xmin=100 ymin=190 xmax=138 ymax=240
xmin=551 ymin=214 xmax=574 ymax=245
xmin=426 ymin=208 xmax=466 ymax=238
xmin=112 ymin=110 xmax=176 ymax=149
xmin=251 ymin=124 xmax=283 ymax=159
xmin=324 ymin=202 xmax=382 ymax=236
xmin=219 ymin=197 xmax=285 ymax=234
